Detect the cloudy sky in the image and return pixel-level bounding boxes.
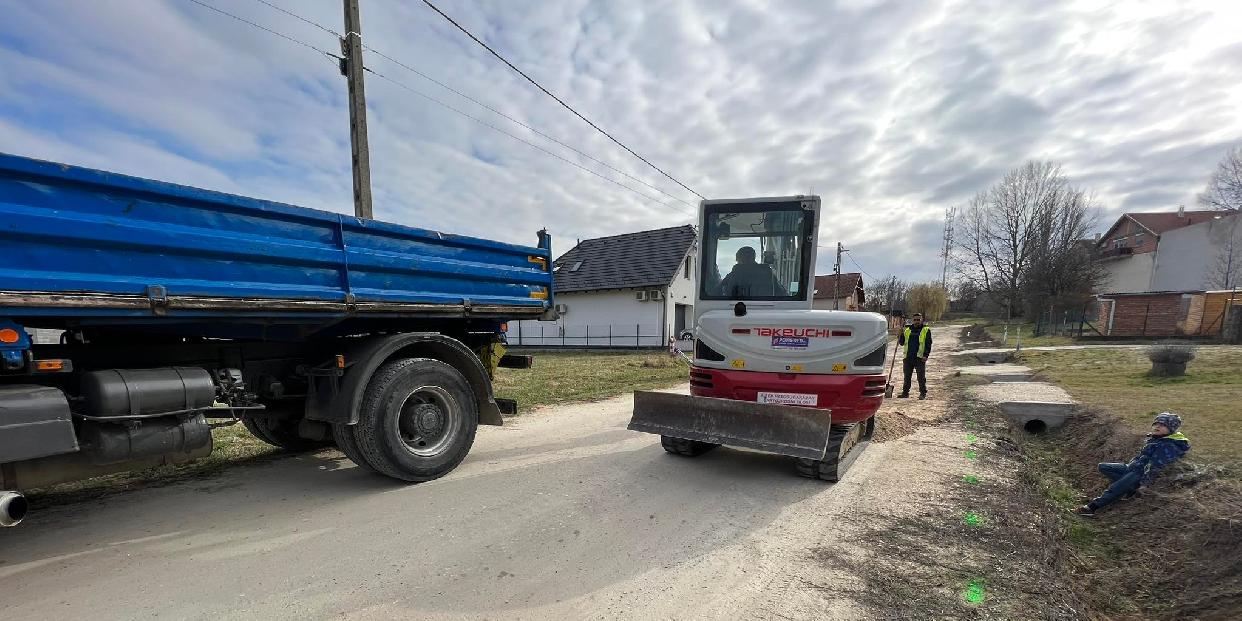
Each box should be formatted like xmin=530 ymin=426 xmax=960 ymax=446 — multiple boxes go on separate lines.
xmin=2 ymin=0 xmax=1240 ymax=282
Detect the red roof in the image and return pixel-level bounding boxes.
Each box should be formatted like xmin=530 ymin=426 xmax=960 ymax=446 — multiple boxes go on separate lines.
xmin=813 ymin=273 xmax=864 ymax=301
xmin=1099 ymin=210 xmax=1222 ymax=244
xmin=1128 ymin=211 xmax=1220 ymax=234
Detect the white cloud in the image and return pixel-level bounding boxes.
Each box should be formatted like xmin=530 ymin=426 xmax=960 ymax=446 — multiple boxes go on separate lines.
xmin=1 ymin=0 xmax=1239 ymax=282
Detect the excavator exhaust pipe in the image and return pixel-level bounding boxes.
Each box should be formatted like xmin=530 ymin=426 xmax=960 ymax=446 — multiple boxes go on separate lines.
xmin=629 ymin=391 xmax=835 ymax=460
xmin=1 ymin=491 xmax=28 ymax=527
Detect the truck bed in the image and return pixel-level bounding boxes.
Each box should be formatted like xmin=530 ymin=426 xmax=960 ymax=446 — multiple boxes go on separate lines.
xmin=0 ymin=153 xmax=553 ymax=336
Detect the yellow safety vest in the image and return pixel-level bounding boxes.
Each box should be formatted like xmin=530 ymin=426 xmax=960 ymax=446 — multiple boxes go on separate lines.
xmin=903 ymin=326 xmax=930 ymax=358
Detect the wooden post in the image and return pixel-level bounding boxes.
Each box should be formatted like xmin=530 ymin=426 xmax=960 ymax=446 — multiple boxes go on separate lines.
xmin=341 ymin=0 xmax=373 ymax=219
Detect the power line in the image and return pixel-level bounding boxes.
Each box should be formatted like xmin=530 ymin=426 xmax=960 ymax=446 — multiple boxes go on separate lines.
xmin=250 ymin=0 xmax=342 ymax=37
xmin=184 ymin=0 xmax=340 ymax=63
xmin=245 ymin=0 xmax=695 ymax=208
xmin=419 ymin=0 xmax=705 ymax=201
xmin=365 ymin=67 xmax=694 ymax=216
xmin=362 ymin=47 xmax=696 ymax=208
xmin=845 ymin=251 xmax=877 ymax=281
xmin=188 ymin=0 xmax=691 ymax=215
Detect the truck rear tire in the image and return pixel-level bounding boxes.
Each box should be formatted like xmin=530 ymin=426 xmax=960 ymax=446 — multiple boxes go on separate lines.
xmin=331 ymin=424 xmax=375 ymax=473
xmin=242 ymin=414 xmax=332 ymax=452
xmin=660 ymin=435 xmax=719 ymax=457
xmin=352 ymin=358 xmax=479 ymax=482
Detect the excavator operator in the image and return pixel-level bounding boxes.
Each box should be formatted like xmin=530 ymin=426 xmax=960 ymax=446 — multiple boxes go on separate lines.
xmin=719 ymin=246 xmax=786 ymax=298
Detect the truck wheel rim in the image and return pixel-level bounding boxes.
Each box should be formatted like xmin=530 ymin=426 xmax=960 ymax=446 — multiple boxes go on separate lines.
xmin=397 ymin=386 xmax=460 ymax=457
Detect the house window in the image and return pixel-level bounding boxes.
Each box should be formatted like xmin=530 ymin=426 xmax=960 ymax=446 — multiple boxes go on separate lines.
xmin=1135 ymin=233 xmax=1144 ymax=246
xmin=570 ymin=261 xmax=584 ymax=272
xmin=684 ymin=256 xmax=692 ymax=279
xmin=1114 ymin=238 xmax=1126 ymax=249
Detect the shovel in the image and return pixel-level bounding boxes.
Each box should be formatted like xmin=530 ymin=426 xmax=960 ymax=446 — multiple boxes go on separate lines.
xmin=884 ymin=338 xmax=900 ymax=398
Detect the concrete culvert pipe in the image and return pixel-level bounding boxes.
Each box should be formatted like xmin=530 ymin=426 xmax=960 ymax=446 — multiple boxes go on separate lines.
xmin=1023 ymin=419 xmax=1048 ymax=434
xmin=1 ymin=491 xmax=28 ymax=527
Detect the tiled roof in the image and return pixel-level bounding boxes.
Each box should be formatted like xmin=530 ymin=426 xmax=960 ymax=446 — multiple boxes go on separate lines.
xmin=553 ymin=225 xmax=697 ymax=293
xmin=1128 ymin=211 xmax=1221 ymax=234
xmin=1099 ymin=210 xmax=1225 ymax=243
xmin=813 ymin=273 xmax=864 ymax=301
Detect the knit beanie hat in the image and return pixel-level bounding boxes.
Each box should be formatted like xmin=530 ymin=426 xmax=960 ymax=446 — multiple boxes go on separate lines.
xmin=1154 ymin=412 xmax=1182 ymax=433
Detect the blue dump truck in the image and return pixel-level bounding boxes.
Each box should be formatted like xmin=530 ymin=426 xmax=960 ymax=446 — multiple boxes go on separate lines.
xmin=0 ymin=153 xmax=555 ymax=526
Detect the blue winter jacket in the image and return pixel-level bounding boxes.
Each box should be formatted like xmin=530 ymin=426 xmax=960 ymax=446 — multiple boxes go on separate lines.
xmin=1127 ymin=432 xmax=1191 ymax=485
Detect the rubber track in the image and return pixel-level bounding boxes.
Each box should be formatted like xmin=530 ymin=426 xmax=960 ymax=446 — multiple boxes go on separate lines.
xmin=660 ymin=436 xmax=719 ymax=457
xmin=796 ymin=423 xmax=869 ymax=482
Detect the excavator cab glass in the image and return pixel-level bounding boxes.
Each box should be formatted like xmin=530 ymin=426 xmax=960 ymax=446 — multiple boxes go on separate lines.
xmin=700 ymin=202 xmax=813 ymax=301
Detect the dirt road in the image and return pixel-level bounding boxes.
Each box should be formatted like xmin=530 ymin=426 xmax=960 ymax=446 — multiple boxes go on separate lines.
xmin=0 ymin=327 xmax=1074 ymax=620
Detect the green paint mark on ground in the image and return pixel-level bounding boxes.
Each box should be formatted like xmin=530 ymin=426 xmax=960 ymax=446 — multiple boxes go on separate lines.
xmin=964 ymin=449 xmax=979 ymax=460
xmin=966 ymin=433 xmax=978 ymax=444
xmin=963 ymin=474 xmax=980 ymax=484
xmin=963 ymin=512 xmax=984 ymax=526
xmin=964 ymin=579 xmax=986 ymax=604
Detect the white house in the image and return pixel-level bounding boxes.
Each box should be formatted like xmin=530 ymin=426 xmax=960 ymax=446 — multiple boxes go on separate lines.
xmin=1151 ymin=211 xmax=1241 ymax=291
xmin=507 ymin=225 xmax=697 ymax=347
xmin=1097 ymin=207 xmax=1241 ymax=293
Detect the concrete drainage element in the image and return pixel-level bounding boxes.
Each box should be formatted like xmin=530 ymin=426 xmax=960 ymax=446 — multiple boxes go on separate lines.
xmin=1024 ymin=419 xmax=1047 ymax=433
xmin=973 ymin=351 xmax=1011 ymax=364
xmin=989 ymin=374 xmax=1034 ymax=383
xmin=998 ymin=401 xmax=1077 ymax=432
xmin=957 ymin=364 xmax=1034 ymax=383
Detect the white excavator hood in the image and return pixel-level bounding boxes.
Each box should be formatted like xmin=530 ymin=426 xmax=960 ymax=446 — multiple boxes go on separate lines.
xmin=695 ymin=309 xmax=889 ymax=375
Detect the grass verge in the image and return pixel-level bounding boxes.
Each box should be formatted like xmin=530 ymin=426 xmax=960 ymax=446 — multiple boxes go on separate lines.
xmin=979 ymin=320 xmax=1076 ymax=348
xmin=494 ymin=350 xmax=688 ymax=412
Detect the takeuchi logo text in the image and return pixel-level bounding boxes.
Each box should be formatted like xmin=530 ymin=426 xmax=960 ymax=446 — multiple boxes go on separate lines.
xmin=754 ymin=327 xmax=832 ymax=338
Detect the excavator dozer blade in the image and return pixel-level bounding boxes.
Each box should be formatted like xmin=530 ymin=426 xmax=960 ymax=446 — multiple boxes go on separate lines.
xmin=629 ymin=391 xmax=834 ymax=461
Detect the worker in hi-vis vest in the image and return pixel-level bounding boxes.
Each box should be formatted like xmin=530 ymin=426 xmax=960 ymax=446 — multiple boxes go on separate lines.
xmin=896 ymin=312 xmax=933 ymax=399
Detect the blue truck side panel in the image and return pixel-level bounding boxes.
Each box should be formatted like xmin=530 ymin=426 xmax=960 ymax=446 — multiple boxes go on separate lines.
xmin=0 ymin=153 xmax=552 ymax=326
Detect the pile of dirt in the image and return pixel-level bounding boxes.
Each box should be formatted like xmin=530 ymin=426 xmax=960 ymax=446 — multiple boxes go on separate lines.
xmin=959 ymin=324 xmax=999 ymax=348
xmin=1032 ymin=410 xmax=1242 ymax=620
xmin=874 ymin=409 xmax=920 ymax=442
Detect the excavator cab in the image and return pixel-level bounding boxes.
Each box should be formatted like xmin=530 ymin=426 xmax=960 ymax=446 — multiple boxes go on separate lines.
xmin=629 ymin=196 xmax=889 ymax=481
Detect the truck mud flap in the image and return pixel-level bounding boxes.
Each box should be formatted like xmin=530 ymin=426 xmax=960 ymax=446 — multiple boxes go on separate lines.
xmin=628 ymin=391 xmax=833 ymax=461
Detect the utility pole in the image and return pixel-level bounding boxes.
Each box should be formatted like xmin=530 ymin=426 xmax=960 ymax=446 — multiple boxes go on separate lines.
xmin=341 ymin=0 xmax=373 ymax=219
xmin=833 ymin=242 xmax=844 ymax=310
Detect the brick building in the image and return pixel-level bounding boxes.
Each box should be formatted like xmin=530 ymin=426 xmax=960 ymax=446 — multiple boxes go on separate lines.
xmin=1096 ymin=290 xmax=1240 ymax=337
xmin=1096 ymin=207 xmax=1224 ymax=293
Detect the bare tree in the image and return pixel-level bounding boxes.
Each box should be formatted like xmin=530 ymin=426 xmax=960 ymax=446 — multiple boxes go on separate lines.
xmin=863 ymin=276 xmax=909 ymax=314
xmin=1022 ymin=185 xmax=1103 ymax=316
xmin=1198 ymin=146 xmax=1242 ymax=212
xmin=1199 ymin=147 xmax=1242 ymax=289
xmin=953 ymin=161 xmax=1102 ymax=318
xmin=951 ymin=280 xmax=982 ymax=311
